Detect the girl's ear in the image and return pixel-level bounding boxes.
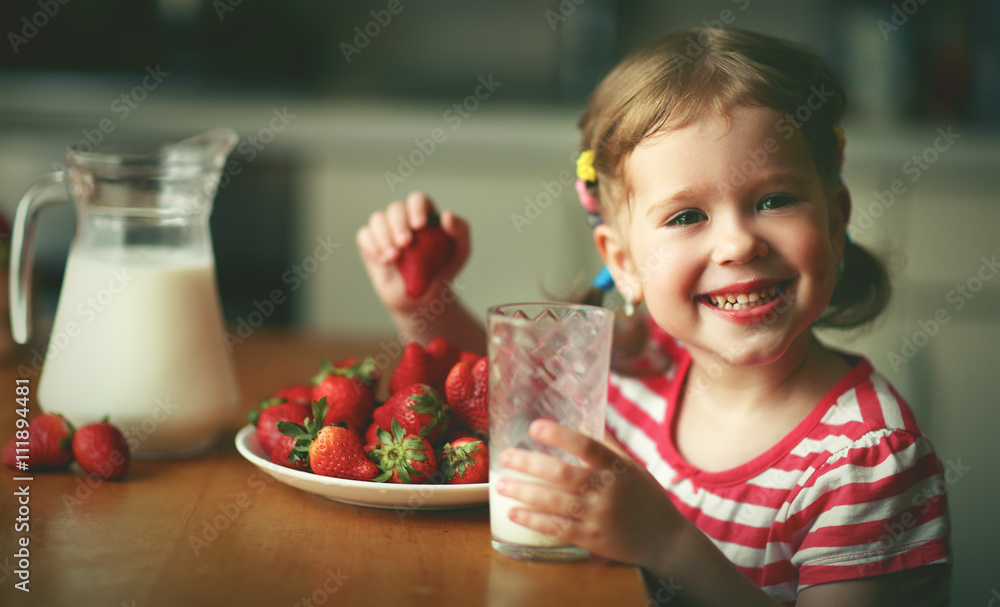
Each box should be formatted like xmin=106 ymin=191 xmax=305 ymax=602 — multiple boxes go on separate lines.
xmin=832 ymin=185 xmax=851 ymax=260
xmin=593 ymin=223 xmax=644 ymax=303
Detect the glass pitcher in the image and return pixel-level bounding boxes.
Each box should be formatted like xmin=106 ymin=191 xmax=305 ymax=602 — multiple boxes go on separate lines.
xmin=9 ymin=128 xmax=241 ymax=458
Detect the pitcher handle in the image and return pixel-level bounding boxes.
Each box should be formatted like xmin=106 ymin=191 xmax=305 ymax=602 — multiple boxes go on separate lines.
xmin=9 ymin=172 xmax=69 ymax=345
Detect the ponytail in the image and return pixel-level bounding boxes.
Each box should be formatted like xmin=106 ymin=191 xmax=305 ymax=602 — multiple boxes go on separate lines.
xmin=816 ymin=239 xmax=892 ymax=329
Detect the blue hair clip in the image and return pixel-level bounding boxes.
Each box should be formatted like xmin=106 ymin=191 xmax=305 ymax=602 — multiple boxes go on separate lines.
xmin=592 ymin=266 xmax=615 ymax=292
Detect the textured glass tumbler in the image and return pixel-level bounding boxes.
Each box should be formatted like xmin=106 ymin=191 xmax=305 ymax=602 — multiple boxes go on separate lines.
xmin=487 ymin=302 xmax=613 ymax=562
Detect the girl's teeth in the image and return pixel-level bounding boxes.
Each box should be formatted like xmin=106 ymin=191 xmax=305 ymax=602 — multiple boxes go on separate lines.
xmin=706 ymin=284 xmax=784 ymax=310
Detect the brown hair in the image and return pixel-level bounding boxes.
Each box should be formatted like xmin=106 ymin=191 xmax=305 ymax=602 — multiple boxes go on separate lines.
xmin=578 ymin=27 xmax=889 ymax=329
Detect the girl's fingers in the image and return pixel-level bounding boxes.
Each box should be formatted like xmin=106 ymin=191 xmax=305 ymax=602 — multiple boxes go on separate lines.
xmin=500 ymin=448 xmax=593 ymax=492
xmin=497 ymin=476 xmax=586 ymax=523
xmin=406 ymin=191 xmax=435 ymax=229
xmin=505 ymin=507 xmax=580 ymax=543
xmin=386 ymin=201 xmax=412 ymax=249
xmin=528 ymin=420 xmax=618 ymax=470
xmin=364 ymin=211 xmax=397 ymax=264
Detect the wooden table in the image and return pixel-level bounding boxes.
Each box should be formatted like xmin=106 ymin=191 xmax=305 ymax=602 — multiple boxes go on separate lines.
xmin=0 ymin=331 xmax=648 ymax=607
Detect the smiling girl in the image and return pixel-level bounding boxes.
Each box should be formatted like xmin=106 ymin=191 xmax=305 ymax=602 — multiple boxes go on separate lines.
xmin=358 ymin=28 xmax=951 ymax=607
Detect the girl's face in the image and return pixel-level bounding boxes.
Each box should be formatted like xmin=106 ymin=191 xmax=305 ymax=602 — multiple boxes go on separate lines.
xmin=595 ymin=106 xmax=847 ymax=367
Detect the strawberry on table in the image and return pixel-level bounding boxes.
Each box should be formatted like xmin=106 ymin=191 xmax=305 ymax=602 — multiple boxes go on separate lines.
xmin=445 ymin=356 xmax=489 ymax=438
xmin=388 ymin=342 xmax=434 ymax=395
xmin=312 ymin=356 xmax=377 ymax=431
xmin=396 ymin=212 xmax=455 ymax=299
xmin=279 ymin=400 xmax=379 ymax=481
xmin=1 ymin=412 xmax=74 ymax=472
xmin=72 ymin=419 xmax=131 ymax=480
xmin=439 ymin=437 xmax=488 ymax=485
xmin=370 ymin=419 xmax=438 ymax=484
xmin=373 ymin=383 xmax=450 ymax=446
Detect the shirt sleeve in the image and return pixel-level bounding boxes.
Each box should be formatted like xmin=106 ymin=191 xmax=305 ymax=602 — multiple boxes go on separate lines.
xmin=786 ymin=429 xmax=952 ymax=590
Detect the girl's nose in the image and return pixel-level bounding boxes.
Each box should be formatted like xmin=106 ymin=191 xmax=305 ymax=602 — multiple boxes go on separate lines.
xmin=710 ymin=218 xmax=768 ymax=265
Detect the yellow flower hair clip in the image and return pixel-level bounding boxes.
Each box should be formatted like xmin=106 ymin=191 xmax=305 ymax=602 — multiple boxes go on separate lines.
xmin=576 ymin=149 xmax=597 ymax=183
xmin=833 ymin=125 xmax=846 ymax=166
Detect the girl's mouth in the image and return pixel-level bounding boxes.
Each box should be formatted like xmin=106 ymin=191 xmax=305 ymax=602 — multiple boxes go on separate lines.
xmin=697 ymin=279 xmax=794 ymax=324
xmin=703 ymin=281 xmax=789 ymax=310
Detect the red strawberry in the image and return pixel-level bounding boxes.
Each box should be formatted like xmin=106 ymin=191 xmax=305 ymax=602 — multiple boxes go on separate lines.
xmin=312 ymin=357 xmax=377 ymax=431
xmin=371 ymin=420 xmax=438 ymax=484
xmin=439 ymin=437 xmax=488 ymax=484
xmin=279 ymin=400 xmax=378 ymax=481
xmin=1 ymin=413 xmax=74 ymax=472
xmin=396 ymin=213 xmax=455 ymax=299
xmin=363 ymin=421 xmax=381 ymax=445
xmin=458 ymin=350 xmax=481 ymax=366
xmin=248 ymin=398 xmax=312 ymax=468
xmin=389 ymin=342 xmax=434 ymax=395
xmin=72 ymin=420 xmax=131 ymax=480
xmin=334 ymin=356 xmax=380 ymax=389
xmin=373 ymin=384 xmax=450 ymax=445
xmin=445 ymin=356 xmax=489 ymax=437
xmin=273 ymin=384 xmax=312 ymax=407
xmin=425 ymin=336 xmax=461 ymax=392
xmin=442 ymin=425 xmax=478 ymax=446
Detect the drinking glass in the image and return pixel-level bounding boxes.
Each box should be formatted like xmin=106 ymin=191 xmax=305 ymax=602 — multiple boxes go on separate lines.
xmin=487 ymin=302 xmax=613 ymax=561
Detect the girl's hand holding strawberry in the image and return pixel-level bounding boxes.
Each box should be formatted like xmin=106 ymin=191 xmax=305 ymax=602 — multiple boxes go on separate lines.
xmin=356 ymin=191 xmax=470 ymax=314
xmin=356 ymin=191 xmax=485 ymax=353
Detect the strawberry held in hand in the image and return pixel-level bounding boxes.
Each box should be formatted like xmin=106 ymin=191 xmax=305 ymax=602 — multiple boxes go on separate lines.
xmin=312 ymin=356 xmax=377 ymax=431
xmin=371 ymin=419 xmax=437 ymax=484
xmin=445 ymin=356 xmax=489 ymax=437
xmin=373 ymin=383 xmax=450 ymax=445
xmin=396 ymin=212 xmax=455 ymax=299
xmin=2 ymin=412 xmax=74 ymax=472
xmin=279 ymin=400 xmax=379 ymax=481
xmin=72 ymin=419 xmax=131 ymax=480
xmin=439 ymin=437 xmax=488 ymax=484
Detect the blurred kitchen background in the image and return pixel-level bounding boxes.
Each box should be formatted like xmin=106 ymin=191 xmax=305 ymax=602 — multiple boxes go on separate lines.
xmin=1 ymin=0 xmax=997 ymax=601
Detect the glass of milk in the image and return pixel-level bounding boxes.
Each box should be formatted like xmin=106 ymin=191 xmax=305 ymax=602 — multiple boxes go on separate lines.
xmin=9 ymin=129 xmax=241 ymax=458
xmin=487 ymin=303 xmax=613 ymax=561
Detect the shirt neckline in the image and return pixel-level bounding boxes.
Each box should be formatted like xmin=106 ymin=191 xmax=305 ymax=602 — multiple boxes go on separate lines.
xmin=656 ymin=342 xmax=873 ymax=487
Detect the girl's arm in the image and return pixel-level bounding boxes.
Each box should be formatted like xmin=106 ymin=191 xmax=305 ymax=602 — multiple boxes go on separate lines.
xmin=497 ymin=420 xmax=782 ymax=607
xmin=356 ymin=191 xmax=485 ymax=353
xmin=499 ymin=421 xmax=943 ymax=607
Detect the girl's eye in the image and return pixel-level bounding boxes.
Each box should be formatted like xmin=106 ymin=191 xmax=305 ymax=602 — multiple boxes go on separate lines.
xmin=758 ymin=194 xmax=798 ymax=211
xmin=667 ymin=210 xmax=706 ymax=227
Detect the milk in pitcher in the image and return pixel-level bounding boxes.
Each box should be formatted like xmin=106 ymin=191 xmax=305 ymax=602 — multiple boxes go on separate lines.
xmin=38 ymin=246 xmax=239 ymax=457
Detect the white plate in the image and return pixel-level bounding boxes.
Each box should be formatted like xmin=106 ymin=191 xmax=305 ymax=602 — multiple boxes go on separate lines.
xmin=234 ymin=425 xmax=488 ymax=510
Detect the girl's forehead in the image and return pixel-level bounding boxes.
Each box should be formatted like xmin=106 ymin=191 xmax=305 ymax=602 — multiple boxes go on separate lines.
xmin=626 ymin=106 xmax=817 ymax=189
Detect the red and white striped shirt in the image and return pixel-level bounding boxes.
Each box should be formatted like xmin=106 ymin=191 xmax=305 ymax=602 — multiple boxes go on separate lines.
xmin=605 ymin=326 xmax=952 ymax=605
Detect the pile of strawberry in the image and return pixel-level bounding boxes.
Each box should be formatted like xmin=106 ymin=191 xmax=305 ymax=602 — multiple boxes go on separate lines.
xmin=248 ymin=336 xmax=490 ymax=485
xmin=1 ymin=414 xmax=131 ymax=480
